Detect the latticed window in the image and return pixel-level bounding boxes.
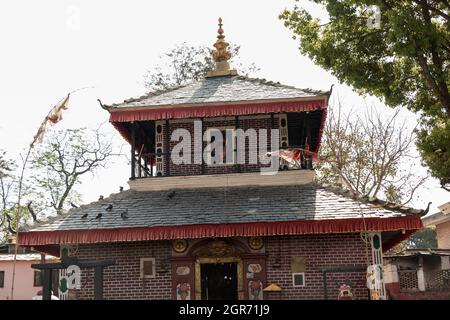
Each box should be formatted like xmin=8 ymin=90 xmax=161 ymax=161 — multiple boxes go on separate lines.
xmin=398 ymin=270 xmax=418 ymax=291
xmin=426 ymin=269 xmax=450 ymax=291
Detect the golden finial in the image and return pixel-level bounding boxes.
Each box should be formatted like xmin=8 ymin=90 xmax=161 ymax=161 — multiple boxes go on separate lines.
xmin=206 ymin=17 xmax=237 ymax=77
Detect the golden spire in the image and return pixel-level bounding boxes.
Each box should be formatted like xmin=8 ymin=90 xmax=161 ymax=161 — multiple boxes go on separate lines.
xmin=206 ymin=17 xmax=237 ymax=77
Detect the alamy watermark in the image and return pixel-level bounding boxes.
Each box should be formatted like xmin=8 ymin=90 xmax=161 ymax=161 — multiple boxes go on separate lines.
xmin=170 ymin=120 xmax=280 ymax=175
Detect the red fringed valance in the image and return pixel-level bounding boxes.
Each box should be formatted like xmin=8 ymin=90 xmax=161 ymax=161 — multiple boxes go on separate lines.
xmin=109 ymin=100 xmax=326 ymax=122
xmin=110 ymin=99 xmax=328 ymax=153
xmin=18 ymin=216 xmax=422 ymax=247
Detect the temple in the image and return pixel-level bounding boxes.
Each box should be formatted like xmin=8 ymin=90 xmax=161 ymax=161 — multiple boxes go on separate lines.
xmin=18 ymin=19 xmax=425 ymax=300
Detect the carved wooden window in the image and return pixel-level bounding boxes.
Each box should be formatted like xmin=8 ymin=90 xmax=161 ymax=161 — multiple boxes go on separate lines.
xmin=140 ymin=258 xmax=156 ymax=279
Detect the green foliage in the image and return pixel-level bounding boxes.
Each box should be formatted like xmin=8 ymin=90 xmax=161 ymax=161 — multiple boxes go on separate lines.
xmin=0 ymin=206 xmax=29 ymax=244
xmin=280 ymin=0 xmax=450 ymax=189
xmin=416 ymin=118 xmax=450 ymax=190
xmin=406 ymin=227 xmax=438 ymax=249
xmin=144 ymin=42 xmax=259 ymax=91
xmin=31 ymin=126 xmax=115 ymax=215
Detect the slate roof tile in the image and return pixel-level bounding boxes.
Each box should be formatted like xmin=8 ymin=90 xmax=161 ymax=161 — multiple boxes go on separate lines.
xmin=22 ymin=183 xmax=424 ymax=233
xmin=105 ymin=75 xmax=330 ymax=109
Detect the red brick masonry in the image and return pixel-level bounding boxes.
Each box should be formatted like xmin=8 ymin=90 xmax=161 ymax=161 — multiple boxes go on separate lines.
xmin=70 ymin=233 xmax=372 ymax=300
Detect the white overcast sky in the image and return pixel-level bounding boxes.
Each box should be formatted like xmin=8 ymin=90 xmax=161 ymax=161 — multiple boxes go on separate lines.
xmin=0 ymin=0 xmax=448 ymax=214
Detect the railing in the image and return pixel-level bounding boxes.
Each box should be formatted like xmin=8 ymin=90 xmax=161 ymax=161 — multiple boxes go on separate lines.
xmin=131 ymin=146 xmax=314 ymax=179
xmin=426 ymin=269 xmax=450 ymax=291
xmin=398 ymin=270 xmax=419 ymax=292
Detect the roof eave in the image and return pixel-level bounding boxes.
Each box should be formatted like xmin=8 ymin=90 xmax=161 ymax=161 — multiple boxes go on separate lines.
xmin=104 ymin=95 xmax=330 ymax=113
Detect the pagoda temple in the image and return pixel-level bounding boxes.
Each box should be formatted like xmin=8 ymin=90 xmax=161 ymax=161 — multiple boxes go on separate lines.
xmin=18 ymin=19 xmax=425 ymax=300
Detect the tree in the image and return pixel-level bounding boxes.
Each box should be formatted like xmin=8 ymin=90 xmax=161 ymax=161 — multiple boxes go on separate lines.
xmin=30 ymin=126 xmax=118 ymax=215
xmin=406 ymin=228 xmax=438 ymax=248
xmin=316 ymin=101 xmax=428 ymax=205
xmin=0 ymin=151 xmax=18 ymax=243
xmin=144 ymin=42 xmax=259 ymax=91
xmin=388 ymin=227 xmax=437 ymax=254
xmin=280 ymin=0 xmax=450 ymax=190
xmin=0 ymin=126 xmax=119 ymax=242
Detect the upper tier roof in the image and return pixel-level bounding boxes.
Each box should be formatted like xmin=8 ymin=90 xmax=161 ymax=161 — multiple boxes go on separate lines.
xmin=104 ymin=75 xmax=330 ymax=110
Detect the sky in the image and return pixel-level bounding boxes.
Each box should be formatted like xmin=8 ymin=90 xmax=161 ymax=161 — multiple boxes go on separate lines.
xmin=0 ymin=0 xmax=448 ymax=215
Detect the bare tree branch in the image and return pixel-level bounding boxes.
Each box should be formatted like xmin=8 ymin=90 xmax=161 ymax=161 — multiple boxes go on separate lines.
xmin=317 ymin=98 xmax=427 ymax=204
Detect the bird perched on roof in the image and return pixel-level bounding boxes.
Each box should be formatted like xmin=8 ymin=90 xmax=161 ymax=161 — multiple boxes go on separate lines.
xmin=119 ymin=186 xmax=124 ymax=192
xmin=98 ymin=195 xmax=104 ymax=201
xmin=105 ymin=204 xmax=113 ymax=211
xmin=81 ymin=213 xmax=88 ymax=219
xmin=167 ymin=191 xmax=176 ymax=200
xmin=95 ymin=213 xmax=102 ymax=219
xmin=120 ymin=209 xmax=128 ymax=219
xmin=70 ymin=202 xmax=79 ymax=208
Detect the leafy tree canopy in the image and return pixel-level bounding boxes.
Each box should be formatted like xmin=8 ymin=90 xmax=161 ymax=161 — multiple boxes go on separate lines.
xmin=144 ymin=42 xmax=259 ymax=91
xmin=280 ymin=0 xmax=450 ymax=190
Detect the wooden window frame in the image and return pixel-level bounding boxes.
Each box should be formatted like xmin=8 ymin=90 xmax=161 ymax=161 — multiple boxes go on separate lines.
xmin=140 ymin=258 xmax=156 ymax=279
xmin=292 ymin=272 xmax=305 ymax=287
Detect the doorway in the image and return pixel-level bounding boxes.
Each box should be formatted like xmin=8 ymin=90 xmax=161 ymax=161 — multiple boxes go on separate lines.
xmin=201 ymin=263 xmax=238 ymax=300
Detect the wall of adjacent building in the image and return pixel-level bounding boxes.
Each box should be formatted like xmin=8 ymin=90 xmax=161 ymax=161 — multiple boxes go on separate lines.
xmin=0 ymin=260 xmax=41 ymax=300
xmin=436 ymin=220 xmax=450 ymax=249
xmin=69 ymin=233 xmax=372 ymax=300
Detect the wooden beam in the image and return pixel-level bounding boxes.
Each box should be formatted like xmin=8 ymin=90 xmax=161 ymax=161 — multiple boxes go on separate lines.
xmin=305 ymin=113 xmax=312 ymax=169
xmin=32 ymin=259 xmax=115 ymax=270
xmin=235 ymin=116 xmax=241 ymax=173
xmin=165 ymin=119 xmax=170 ymax=176
xmin=201 ymin=118 xmax=205 ymax=175
xmin=131 ymin=122 xmax=136 ymax=180
xmin=43 ymin=269 xmax=52 ymax=300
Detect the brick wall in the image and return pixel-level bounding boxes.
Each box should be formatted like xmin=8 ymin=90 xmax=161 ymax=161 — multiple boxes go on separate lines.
xmin=265 ymin=234 xmax=372 ymax=300
xmin=165 ymin=116 xmax=279 ymax=176
xmin=74 ymin=241 xmax=172 ymax=300
xmin=436 ymin=220 xmax=450 ymax=249
xmin=70 ymin=233 xmax=372 ymax=300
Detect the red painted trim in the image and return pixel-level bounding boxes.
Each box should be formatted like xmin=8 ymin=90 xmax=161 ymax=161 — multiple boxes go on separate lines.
xmin=109 ymin=100 xmax=326 ymax=122
xmin=18 ymin=216 xmax=422 ymax=246
xmin=111 ymin=100 xmax=328 ymax=153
